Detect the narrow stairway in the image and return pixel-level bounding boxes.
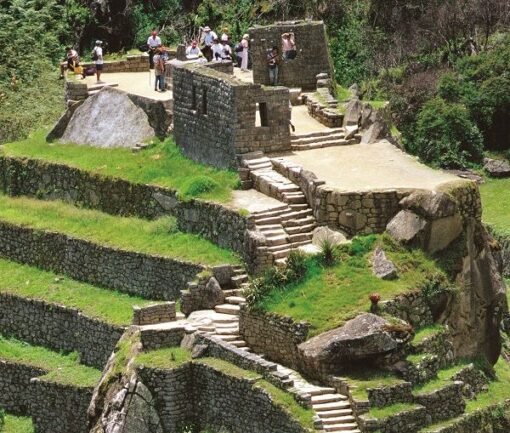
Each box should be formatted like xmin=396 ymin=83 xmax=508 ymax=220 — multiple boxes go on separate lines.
xmin=291 ymin=128 xmax=358 ymax=151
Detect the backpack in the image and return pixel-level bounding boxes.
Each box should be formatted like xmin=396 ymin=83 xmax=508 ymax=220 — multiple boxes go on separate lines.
xmin=235 ymin=43 xmax=243 ymax=53
xmin=91 ymin=49 xmax=98 ymax=61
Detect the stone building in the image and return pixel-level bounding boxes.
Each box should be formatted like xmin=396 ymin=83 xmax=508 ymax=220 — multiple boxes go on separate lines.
xmin=173 ymin=63 xmax=291 ymax=169
xmin=249 ymin=21 xmax=333 ymax=90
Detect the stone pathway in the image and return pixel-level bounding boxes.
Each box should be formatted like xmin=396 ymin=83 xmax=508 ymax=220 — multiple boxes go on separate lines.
xmin=291 ymin=128 xmax=359 ymax=151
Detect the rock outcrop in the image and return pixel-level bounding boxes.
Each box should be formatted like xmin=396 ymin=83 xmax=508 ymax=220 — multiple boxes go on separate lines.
xmin=483 ymin=158 xmax=510 ymax=178
xmin=372 ymin=247 xmax=398 ymax=280
xmin=60 ymin=87 xmax=155 ymax=148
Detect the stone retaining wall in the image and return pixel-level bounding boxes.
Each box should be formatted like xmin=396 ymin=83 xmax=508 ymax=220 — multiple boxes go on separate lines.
xmin=359 ymin=405 xmax=427 ymax=433
xmin=0 ymin=293 xmax=123 ymax=369
xmin=138 ymin=362 xmax=311 ymax=433
xmin=0 ymin=220 xmax=204 ymax=300
xmin=0 ymin=361 xmax=45 ymax=414
xmin=0 ymin=156 xmax=248 ymax=255
xmin=305 ymin=93 xmax=343 ymax=127
xmin=414 ymin=382 xmax=465 ymax=423
xmin=133 ymin=302 xmax=176 ymax=325
xmin=64 ymin=80 xmax=89 ymax=101
xmin=30 ymin=378 xmax=92 ymax=433
xmin=249 ymin=21 xmax=333 ymax=91
xmin=140 ymin=326 xmax=186 ymax=351
xmin=410 ymin=328 xmax=455 ymax=369
xmin=173 ymin=64 xmax=291 ymax=170
xmin=367 ymin=382 xmax=414 ymax=408
xmin=239 ymin=307 xmax=309 ymax=370
xmin=380 ymin=291 xmax=434 ymax=329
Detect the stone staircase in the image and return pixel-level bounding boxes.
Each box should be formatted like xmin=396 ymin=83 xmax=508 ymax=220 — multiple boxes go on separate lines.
xmin=192 ymin=292 xmax=361 ymax=432
xmin=241 ymin=153 xmax=317 ymax=263
xmin=291 ymin=128 xmax=359 ymax=151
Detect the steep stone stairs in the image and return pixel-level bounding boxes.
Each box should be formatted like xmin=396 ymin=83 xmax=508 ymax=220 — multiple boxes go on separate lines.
xmin=193 ymin=291 xmax=361 ymax=432
xmin=241 ymin=153 xmax=317 ymax=263
xmin=291 ymin=128 xmax=359 ymax=151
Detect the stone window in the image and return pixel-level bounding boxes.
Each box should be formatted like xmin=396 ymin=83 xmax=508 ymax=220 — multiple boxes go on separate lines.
xmin=256 ymin=102 xmax=269 ymax=127
xmin=201 ymin=88 xmax=208 ymax=115
xmin=281 ymin=32 xmax=297 ymax=61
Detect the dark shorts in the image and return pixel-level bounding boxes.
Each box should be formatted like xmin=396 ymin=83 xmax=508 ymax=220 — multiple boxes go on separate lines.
xmin=96 ymin=63 xmax=103 ymax=71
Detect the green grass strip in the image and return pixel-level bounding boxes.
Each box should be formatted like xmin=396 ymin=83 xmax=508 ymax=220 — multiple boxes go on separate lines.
xmin=1 ymin=414 xmax=34 ymax=433
xmin=413 ymin=361 xmax=471 ymax=394
xmin=0 ymin=259 xmax=155 ymax=326
xmin=0 ymin=194 xmax=239 ymax=266
xmin=0 ymin=335 xmax=101 ymax=387
xmin=412 ymin=324 xmax=445 ymax=345
xmin=480 ymin=178 xmax=510 ymax=235
xmin=260 ymin=235 xmax=447 ymax=336
xmin=1 ymin=132 xmax=239 ymax=203
xmin=346 ymin=371 xmax=406 ymax=401
xmin=135 ymin=347 xmax=192 ymax=369
xmin=369 ymin=403 xmax=420 ymax=419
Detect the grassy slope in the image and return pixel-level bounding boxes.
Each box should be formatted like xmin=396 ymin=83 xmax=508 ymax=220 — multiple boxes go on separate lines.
xmin=1 ymin=131 xmax=240 ymax=203
xmin=260 ymin=236 xmax=445 ymax=336
xmin=0 ymin=194 xmax=239 ymax=265
xmin=0 ymin=335 xmax=101 ymax=387
xmin=0 ymin=259 xmax=154 ymax=326
xmin=1 ymin=415 xmax=33 ymax=433
xmin=480 ymin=178 xmax=510 ymax=235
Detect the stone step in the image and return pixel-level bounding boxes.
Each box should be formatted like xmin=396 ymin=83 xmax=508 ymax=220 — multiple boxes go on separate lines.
xmin=282 ymin=216 xmax=316 ymax=227
xmin=312 ymin=401 xmax=351 ymax=411
xmin=250 ymin=206 xmax=289 ymax=219
xmin=299 ymin=387 xmax=336 ymax=396
xmin=321 ymin=416 xmax=356 ymax=425
xmin=215 ymin=304 xmax=241 ymax=315
xmin=311 ymin=394 xmax=347 ymax=405
xmin=215 ymin=326 xmax=239 ymax=335
xmin=272 ymin=248 xmax=292 ymax=259
xmin=276 ymin=184 xmax=301 ymax=194
xmin=316 ymin=409 xmax=353 ymax=418
xmin=288 ymin=233 xmax=313 ymax=243
xmin=214 ymin=321 xmax=239 ymax=328
xmin=231 ymin=274 xmax=248 ymax=287
xmin=253 ymin=216 xmax=282 ymax=225
xmin=291 ymin=132 xmax=346 ymax=145
xmin=291 ymin=139 xmax=353 ymax=151
xmin=289 ymin=204 xmax=310 ymax=211
xmin=240 ymin=151 xmax=265 ymax=160
xmin=214 ymin=334 xmax=240 ymax=342
xmin=283 ymin=195 xmax=306 ymax=205
xmin=210 ymin=315 xmax=238 ymax=324
xmin=229 ymin=340 xmax=247 ymax=347
xmin=280 ymin=209 xmax=313 ymax=221
xmin=266 ymin=235 xmax=290 ymax=246
xmin=238 ymin=347 xmax=251 ymax=351
xmin=323 ymin=423 xmax=359 ymax=432
xmin=285 ymin=223 xmax=317 ymax=235
xmin=291 ymin=128 xmax=344 ymax=139
xmin=266 ymin=243 xmax=293 ymax=253
xmin=257 ymin=224 xmax=284 ymax=231
xmin=225 ymin=296 xmax=246 ymax=305
xmin=243 ymin=156 xmax=271 ymax=166
xmin=198 ymin=325 xmax=216 ymax=332
xmin=260 ymin=228 xmax=287 ymax=237
xmin=222 ymin=289 xmax=245 ymax=297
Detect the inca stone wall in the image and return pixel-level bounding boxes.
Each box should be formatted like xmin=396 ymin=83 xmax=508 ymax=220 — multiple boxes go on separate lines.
xmin=359 ymin=405 xmax=427 ymax=433
xmin=138 ymin=362 xmax=311 ymax=433
xmin=0 ymin=293 xmax=123 ymax=368
xmin=239 ymin=307 xmax=309 ymax=370
xmin=0 ymin=221 xmax=204 ymax=300
xmin=414 ymin=382 xmax=465 ymax=423
xmin=173 ymin=64 xmax=291 ymax=170
xmin=30 ymin=378 xmax=92 ymax=433
xmin=0 ymin=156 xmax=248 ymax=255
xmin=0 ymin=361 xmax=45 ymax=414
xmin=380 ymin=291 xmax=434 ymax=329
xmin=0 ymin=361 xmax=93 ymax=433
xmin=249 ymin=21 xmax=333 ymax=90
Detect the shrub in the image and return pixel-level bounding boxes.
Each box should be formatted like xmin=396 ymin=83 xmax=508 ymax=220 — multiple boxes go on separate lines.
xmin=318 ymin=238 xmax=339 ymax=267
xmin=349 ymin=235 xmax=378 ymax=257
xmin=183 ymin=176 xmax=220 ymax=198
xmin=406 ymin=97 xmax=484 ymax=168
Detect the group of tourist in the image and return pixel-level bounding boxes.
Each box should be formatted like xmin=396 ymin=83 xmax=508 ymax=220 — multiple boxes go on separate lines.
xmin=59 ymin=40 xmax=104 ymax=83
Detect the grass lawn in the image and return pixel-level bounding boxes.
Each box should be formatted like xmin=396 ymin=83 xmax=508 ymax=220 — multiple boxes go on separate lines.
xmin=413 ymin=361 xmax=471 ymax=394
xmin=346 ymin=371 xmax=406 ymax=401
xmin=0 ymin=259 xmax=155 ymax=326
xmin=1 ymin=131 xmax=240 ymax=203
xmin=412 ymin=324 xmax=445 ymax=345
xmin=0 ymin=335 xmax=101 ymax=387
xmin=1 ymin=415 xmax=33 ymax=433
xmin=259 ymin=235 xmax=447 ymax=336
xmin=135 ymin=347 xmax=192 ymax=369
xmin=0 ymin=194 xmax=239 ymax=266
xmin=479 ymin=178 xmax=510 ymax=235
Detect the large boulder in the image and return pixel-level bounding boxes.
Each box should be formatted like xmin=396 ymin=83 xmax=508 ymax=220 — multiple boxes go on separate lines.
xmin=400 ymin=191 xmax=457 ymax=219
xmin=372 ymin=247 xmax=398 ymax=280
xmin=60 ymin=87 xmax=155 ymax=148
xmin=343 ymin=98 xmax=363 ymax=127
xmin=483 ymin=158 xmax=510 ymax=178
xmin=312 ymin=226 xmax=348 ymax=248
xmin=299 ymin=313 xmax=411 ymax=375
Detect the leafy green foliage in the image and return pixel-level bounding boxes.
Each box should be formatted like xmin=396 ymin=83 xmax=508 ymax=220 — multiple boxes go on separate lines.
xmin=405 ymin=97 xmax=484 ymax=168
xmin=183 ymin=176 xmax=220 ymax=198
xmin=0 ymin=414 xmax=34 ymax=433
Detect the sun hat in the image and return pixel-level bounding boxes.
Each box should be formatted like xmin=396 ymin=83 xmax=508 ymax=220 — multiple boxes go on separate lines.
xmin=243 ymin=34 xmax=249 ymax=39
xmin=95 ymin=40 xmax=102 ymax=45
xmin=204 ymin=26 xmax=211 ymax=32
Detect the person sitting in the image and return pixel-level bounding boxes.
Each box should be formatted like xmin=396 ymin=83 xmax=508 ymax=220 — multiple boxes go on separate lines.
xmin=211 ymin=38 xmax=223 ymax=62
xmin=220 ymin=40 xmax=232 ymax=61
xmin=60 ymin=47 xmax=85 ymax=79
xmin=186 ymin=40 xmax=202 ymax=59
xmin=282 ymin=33 xmax=297 ymax=61
xmin=147 ymin=30 xmax=162 ymax=69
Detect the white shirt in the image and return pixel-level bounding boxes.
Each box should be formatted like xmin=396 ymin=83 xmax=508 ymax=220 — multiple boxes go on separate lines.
xmin=93 ymin=46 xmax=103 ymax=64
xmin=211 ymin=43 xmax=223 ymax=61
xmin=147 ymin=36 xmax=162 ymax=48
xmin=204 ymin=31 xmax=217 ymax=47
xmin=186 ymin=46 xmax=202 ymax=59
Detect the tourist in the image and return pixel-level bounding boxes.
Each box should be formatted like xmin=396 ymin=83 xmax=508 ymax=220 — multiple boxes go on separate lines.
xmin=211 ymin=38 xmax=223 ymax=62
xmin=147 ymin=30 xmax=162 ymax=69
xmin=201 ymin=26 xmax=217 ymax=62
xmin=282 ymin=32 xmax=296 ymax=61
xmin=91 ymin=40 xmax=104 ymax=83
xmin=267 ymin=46 xmax=279 ymax=86
xmin=60 ymin=47 xmax=85 ymax=79
xmin=186 ymin=40 xmax=202 ymax=59
xmin=153 ymin=48 xmax=166 ymax=92
xmin=240 ymin=34 xmax=249 ymax=71
xmin=221 ymin=40 xmax=232 ymax=61
xmin=221 ymin=27 xmax=229 ymax=43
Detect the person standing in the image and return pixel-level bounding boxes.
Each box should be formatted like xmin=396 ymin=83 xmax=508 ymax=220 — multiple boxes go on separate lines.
xmin=211 ymin=38 xmax=223 ymax=61
xmin=240 ymin=34 xmax=249 ymax=71
xmin=92 ymin=40 xmax=104 ymax=83
xmin=201 ymin=26 xmax=217 ymax=62
xmin=147 ymin=30 xmax=162 ymax=69
xmin=267 ymin=46 xmax=279 ymax=86
xmin=153 ymin=48 xmax=166 ymax=92
xmin=282 ymin=33 xmax=296 ymax=60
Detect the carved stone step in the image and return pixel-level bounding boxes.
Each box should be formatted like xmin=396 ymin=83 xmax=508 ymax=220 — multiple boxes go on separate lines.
xmin=215 ymin=304 xmax=241 ymax=315
xmin=225 ymin=296 xmax=246 ymax=305
xmin=312 ymin=401 xmax=351 ymax=411
xmin=323 ymin=423 xmax=359 ymax=432
xmin=321 ymin=416 xmax=356 ymax=425
xmin=316 ymin=409 xmax=353 ymax=419
xmin=266 ymin=235 xmax=290 ymax=246
xmin=311 ymin=394 xmax=347 ymax=405
xmin=282 ymin=216 xmax=316 ymax=227
xmin=291 ymin=128 xmax=344 ymax=139
xmin=285 ymin=223 xmax=317 ymax=235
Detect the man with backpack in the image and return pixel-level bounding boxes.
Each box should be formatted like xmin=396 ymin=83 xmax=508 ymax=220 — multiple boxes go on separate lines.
xmin=59 ymin=47 xmax=85 ymax=79
xmin=153 ymin=48 xmax=166 ymax=92
xmin=91 ymin=40 xmax=104 ymax=83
